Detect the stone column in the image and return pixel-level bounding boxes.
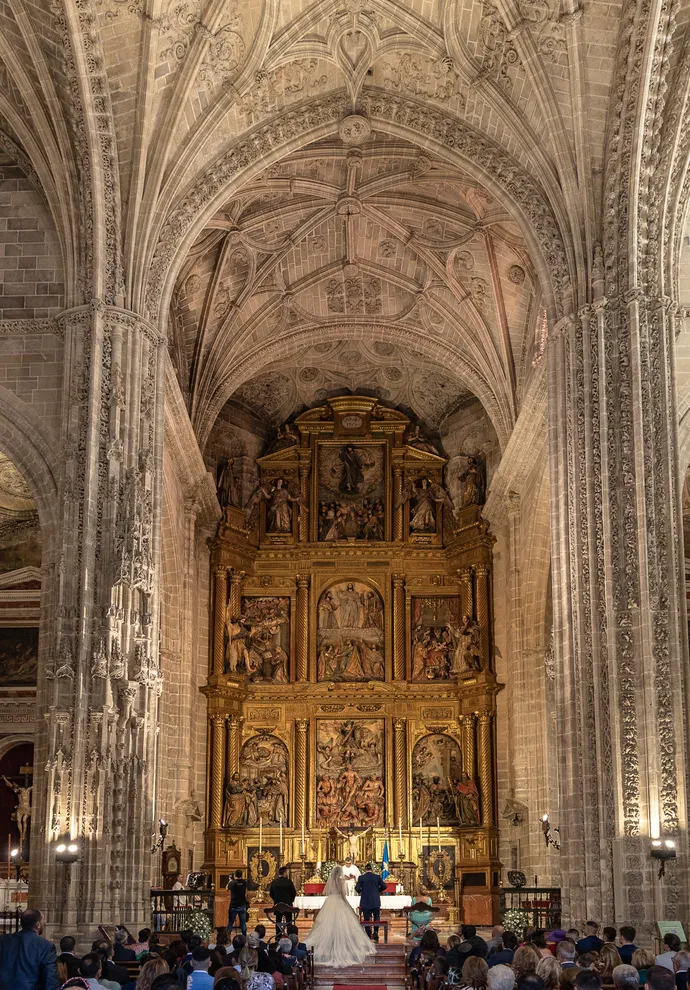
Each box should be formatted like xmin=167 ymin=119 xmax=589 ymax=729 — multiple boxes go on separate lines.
xmin=210 ymin=714 xmax=226 ymax=829
xmin=458 ymin=568 xmax=473 ymax=617
xmin=226 ymin=714 xmax=243 ymax=778
xmin=213 ymin=567 xmax=228 ymax=675
xmin=295 ymin=718 xmax=309 ymax=829
xmin=392 ymin=574 xmax=406 ymax=679
xmin=460 ymin=714 xmax=476 ymax=779
xmin=393 ymin=718 xmax=407 ymax=829
xmin=32 ymin=305 xmax=165 ymax=930
xmin=477 ymin=713 xmax=493 ymax=827
xmin=474 ymin=565 xmax=491 ymax=669
xmin=549 ymin=293 xmax=690 ymax=926
xmin=296 ymin=576 xmax=309 ymax=682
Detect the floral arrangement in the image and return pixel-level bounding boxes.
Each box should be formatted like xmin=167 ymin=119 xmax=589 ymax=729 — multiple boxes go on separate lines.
xmin=319 ymin=861 xmax=337 ymax=881
xmin=182 ymin=908 xmax=213 ymax=940
xmin=501 ymin=907 xmax=532 ymax=939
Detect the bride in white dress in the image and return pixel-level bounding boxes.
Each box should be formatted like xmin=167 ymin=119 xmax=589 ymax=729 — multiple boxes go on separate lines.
xmin=305 ymin=865 xmax=377 ymax=968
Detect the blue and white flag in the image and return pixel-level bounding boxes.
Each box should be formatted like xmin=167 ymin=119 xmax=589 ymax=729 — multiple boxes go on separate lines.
xmin=382 ymin=839 xmax=390 ymax=881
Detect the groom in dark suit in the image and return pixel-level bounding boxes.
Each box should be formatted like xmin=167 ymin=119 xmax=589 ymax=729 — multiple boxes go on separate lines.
xmin=355 ymin=863 xmax=387 ymax=942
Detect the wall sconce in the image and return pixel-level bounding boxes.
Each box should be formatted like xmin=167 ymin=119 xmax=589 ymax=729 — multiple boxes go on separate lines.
xmin=651 ymin=839 xmax=676 ymax=878
xmin=55 ymin=842 xmax=79 ymax=865
xmin=151 ymin=819 xmax=168 ymax=854
xmin=541 ymin=814 xmax=560 ymax=850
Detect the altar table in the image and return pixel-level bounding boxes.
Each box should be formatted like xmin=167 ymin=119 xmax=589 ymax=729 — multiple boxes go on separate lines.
xmin=294 ymin=894 xmax=412 ymax=912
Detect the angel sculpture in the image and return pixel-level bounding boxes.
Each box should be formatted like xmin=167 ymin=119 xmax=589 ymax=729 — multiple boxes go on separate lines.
xmin=397 ymin=476 xmax=455 ymax=533
xmin=245 ymin=477 xmax=301 ymax=533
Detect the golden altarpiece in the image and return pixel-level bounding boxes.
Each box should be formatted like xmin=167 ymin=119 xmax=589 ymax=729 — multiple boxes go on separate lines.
xmin=204 ymin=396 xmax=501 ymax=924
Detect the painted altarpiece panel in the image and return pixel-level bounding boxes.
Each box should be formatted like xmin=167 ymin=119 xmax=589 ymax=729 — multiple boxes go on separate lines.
xmin=316 ymin=580 xmax=384 ymax=682
xmin=316 ymin=718 xmax=385 ymax=827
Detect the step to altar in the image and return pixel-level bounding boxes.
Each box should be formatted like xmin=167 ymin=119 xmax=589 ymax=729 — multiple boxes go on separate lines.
xmin=314 ymin=943 xmax=407 ymax=990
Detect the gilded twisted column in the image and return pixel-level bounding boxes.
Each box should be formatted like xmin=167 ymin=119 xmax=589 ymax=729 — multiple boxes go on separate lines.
xmin=213 ymin=567 xmax=228 ymax=674
xmin=458 ymin=568 xmax=473 ymax=618
xmin=459 ymin=713 xmax=476 ymax=779
xmin=477 ymin=713 xmax=493 ymax=827
xmin=295 ymin=718 xmax=309 ymax=831
xmin=226 ymin=714 xmax=244 ymax=779
xmin=393 ymin=465 xmax=404 ymax=541
xmin=296 ymin=575 xmax=309 ymax=681
xmin=475 ymin=564 xmax=490 ymax=669
xmin=210 ymin=714 xmax=226 ymax=828
xmin=393 ymin=718 xmax=407 ymax=830
xmin=392 ymin=574 xmax=406 ymax=679
xmin=298 ymin=451 xmax=311 ymax=542
xmin=229 ymin=569 xmax=244 ymax=622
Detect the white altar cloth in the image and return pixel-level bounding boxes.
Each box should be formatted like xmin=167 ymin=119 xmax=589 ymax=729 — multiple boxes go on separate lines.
xmin=295 ymin=895 xmax=411 ymax=911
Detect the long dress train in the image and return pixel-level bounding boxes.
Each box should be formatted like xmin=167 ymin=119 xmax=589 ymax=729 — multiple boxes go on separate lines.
xmin=305 ymin=866 xmax=377 ymax=968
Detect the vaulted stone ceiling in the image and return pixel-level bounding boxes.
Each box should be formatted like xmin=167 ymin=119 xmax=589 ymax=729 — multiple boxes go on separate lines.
xmin=171 ymin=135 xmax=545 ymax=444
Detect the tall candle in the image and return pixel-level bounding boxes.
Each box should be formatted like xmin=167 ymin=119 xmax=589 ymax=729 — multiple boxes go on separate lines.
xmin=436 ymin=816 xmax=441 ymax=852
xmin=419 ymin=817 xmax=423 ymax=850
xmin=279 ymin=815 xmax=283 ymax=855
xmin=301 ymin=820 xmax=305 ymax=855
xmin=259 ymin=817 xmax=263 ymax=855
xmin=398 ymin=817 xmax=403 ymax=852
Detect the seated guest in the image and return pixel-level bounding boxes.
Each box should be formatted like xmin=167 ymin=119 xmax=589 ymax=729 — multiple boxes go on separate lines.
xmin=136 ymin=957 xmax=168 ymax=990
xmin=599 ymin=945 xmax=623 ymax=979
xmin=673 ymin=951 xmax=690 ymax=990
xmin=151 ymin=977 xmax=189 ymax=990
xmin=214 ymin=969 xmax=242 ymax=989
xmin=578 ymin=954 xmax=601 ymax=972
xmin=188 ymin=947 xmax=215 ymax=989
xmin=612 ymin=965 xmax=642 ymax=990
xmin=132 ymin=930 xmax=152 ymax=959
xmin=455 ymin=956 xmax=489 ymax=990
xmin=646 ymin=966 xmax=678 ymax=990
xmin=488 ymin=965 xmax=517 ymax=990
xmin=557 ymin=942 xmax=580 ymax=970
xmin=517 ymin=976 xmax=546 ymax=990
xmin=536 ymin=954 xmax=561 ymax=990
xmin=577 ymin=926 xmax=605 ymax=956
xmin=58 ymin=952 xmax=80 ymax=983
xmin=161 ymin=949 xmax=187 ymax=984
xmin=411 ymin=930 xmax=443 ymax=968
xmin=486 ymin=928 xmax=505 ymax=960
xmin=184 ymin=937 xmax=204 ymax=974
xmin=575 ymin=974 xmax=602 ymax=990
xmin=285 ymin=926 xmax=307 ymax=960
xmin=657 ymin=937 xmax=682 ymax=973
xmin=210 ymin=928 xmax=229 ymax=953
xmin=253 ymin=927 xmax=268 ymax=952
xmin=488 ymin=932 xmax=518 ymax=968
xmin=63 ymin=981 xmax=92 ymax=989
xmin=267 ymin=946 xmax=287 ymax=986
xmin=462 ymin=926 xmax=488 ymax=960
xmin=603 ymin=930 xmax=618 ymax=947
xmin=619 ymin=931 xmax=638 ymax=966
xmin=60 ymin=936 xmax=77 ymax=956
xmin=79 ymin=952 xmax=110 ymax=990
xmin=429 ymin=957 xmax=451 ymax=990
xmin=96 ymin=940 xmax=130 ymax=986
xmin=632 ymin=950 xmax=657 ymax=986
xmin=277 ymin=938 xmax=297 ymax=968
xmin=513 ymin=946 xmax=540 ymax=982
xmin=239 ymin=946 xmax=275 ymax=990
xmin=568 ymin=932 xmax=582 ymax=945
xmin=114 ymin=930 xmax=137 ymax=962
xmin=531 ymin=933 xmax=553 ymax=959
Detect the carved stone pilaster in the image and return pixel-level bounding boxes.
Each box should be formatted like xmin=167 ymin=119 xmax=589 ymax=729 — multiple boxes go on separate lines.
xmin=295 ymin=718 xmax=309 ymax=828
xmin=296 ymin=576 xmax=309 ymax=682
xmin=392 ymin=574 xmax=406 ymax=679
xmin=393 ymin=718 xmax=407 ymax=828
xmin=213 ymin=567 xmax=228 ymax=675
xmin=477 ymin=713 xmax=493 ymax=827
xmin=459 ymin=713 xmax=476 ymax=779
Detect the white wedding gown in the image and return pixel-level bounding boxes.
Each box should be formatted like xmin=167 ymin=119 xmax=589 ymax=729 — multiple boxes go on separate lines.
xmin=305 ymin=866 xmax=378 ymax=968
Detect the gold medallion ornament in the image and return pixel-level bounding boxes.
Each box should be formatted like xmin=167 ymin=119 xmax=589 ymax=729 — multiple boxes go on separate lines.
xmin=250 ymin=849 xmax=278 ymax=887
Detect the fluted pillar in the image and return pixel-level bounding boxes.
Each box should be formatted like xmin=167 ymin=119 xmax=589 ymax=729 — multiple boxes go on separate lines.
xmin=393 ymin=718 xmax=407 ymax=828
xmin=460 ymin=713 xmax=476 ymax=779
xmin=392 ymin=574 xmax=406 ymax=679
xmin=296 ymin=575 xmax=309 ymax=681
xmin=477 ymin=713 xmax=493 ymax=827
xmin=229 ymin=569 xmax=244 ymax=622
xmin=458 ymin=567 xmax=473 ymax=618
xmin=210 ymin=714 xmax=226 ymax=829
xmin=474 ymin=565 xmax=490 ymax=669
xmin=295 ymin=718 xmax=309 ymax=829
xmin=226 ymin=713 xmax=243 ymax=779
xmin=213 ymin=567 xmax=228 ymax=674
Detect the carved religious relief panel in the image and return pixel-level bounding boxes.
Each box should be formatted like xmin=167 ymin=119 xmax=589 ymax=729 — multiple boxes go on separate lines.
xmin=224 ymin=734 xmax=289 ymax=827
xmin=316 ymin=718 xmax=385 ymax=827
xmin=412 ymin=733 xmax=480 ymax=826
xmin=226 ymin=596 xmax=290 ymax=682
xmin=317 ymin=580 xmax=384 ymax=682
xmin=317 ymin=443 xmax=386 ymax=541
xmin=411 ymin=596 xmax=480 ymax=681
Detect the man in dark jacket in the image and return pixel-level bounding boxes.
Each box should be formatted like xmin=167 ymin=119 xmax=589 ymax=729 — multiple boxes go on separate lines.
xmin=95 ymin=939 xmax=130 ymax=985
xmin=228 ymin=870 xmax=248 ymax=935
xmin=113 ymin=929 xmax=136 ymax=962
xmin=269 ymin=866 xmax=297 ymax=933
xmin=355 ymin=863 xmax=387 ymax=942
xmin=0 ymin=907 xmax=59 ymax=990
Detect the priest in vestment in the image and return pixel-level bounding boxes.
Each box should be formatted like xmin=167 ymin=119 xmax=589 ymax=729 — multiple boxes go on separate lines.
xmin=342 ymin=856 xmax=361 ymax=897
